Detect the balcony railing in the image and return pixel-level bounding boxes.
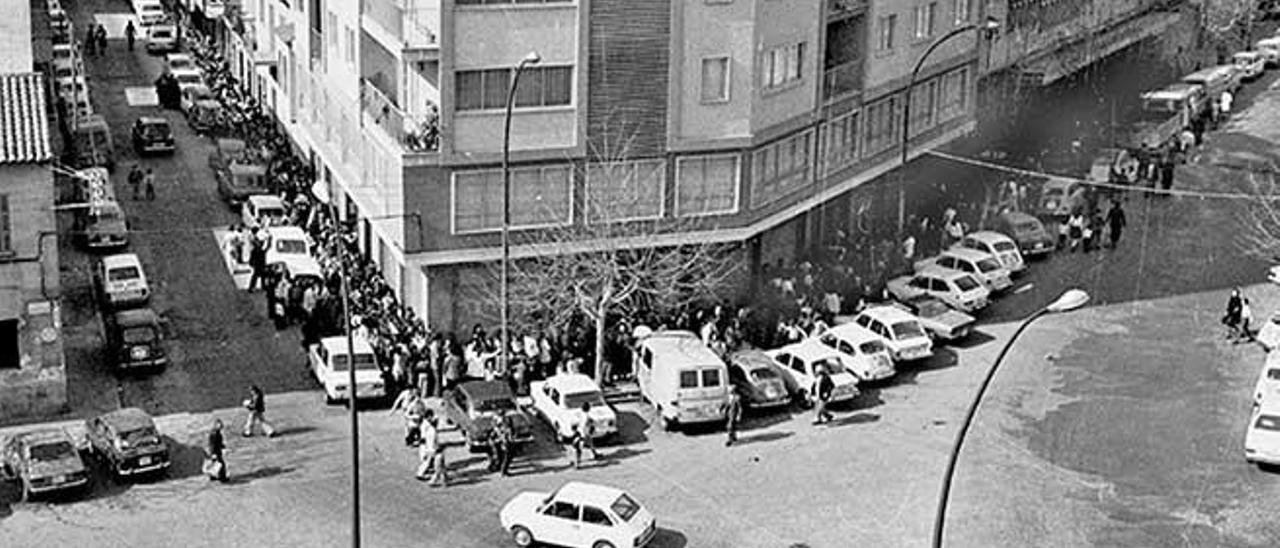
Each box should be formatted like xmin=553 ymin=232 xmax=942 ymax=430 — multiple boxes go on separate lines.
xmin=360 ymin=79 xmax=439 ymax=153
xmin=309 ymin=27 xmax=322 ymax=63
xmin=363 ymin=0 xmax=439 ymax=49
xmin=823 ymin=59 xmax=863 ymax=101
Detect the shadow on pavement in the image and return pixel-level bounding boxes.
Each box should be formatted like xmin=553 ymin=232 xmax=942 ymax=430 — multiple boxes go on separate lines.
xmin=824 ymin=412 xmax=881 ymax=428
xmin=611 ymin=410 xmax=650 ymax=445
xmin=650 ymin=527 xmax=689 ymax=548
xmin=582 ymin=447 xmax=653 ymax=469
xmin=163 ymin=435 xmax=210 ymax=481
xmin=733 ymin=430 xmax=794 ymax=446
xmin=739 ymin=408 xmax=794 ymax=432
xmin=270 ymin=425 xmax=318 ymax=438
xmin=949 ymin=330 xmax=996 ymax=349
xmin=225 ymin=464 xmax=296 ymax=484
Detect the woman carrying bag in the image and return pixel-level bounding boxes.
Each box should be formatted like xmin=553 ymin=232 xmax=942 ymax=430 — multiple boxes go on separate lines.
xmin=204 ymin=419 xmax=228 ymax=482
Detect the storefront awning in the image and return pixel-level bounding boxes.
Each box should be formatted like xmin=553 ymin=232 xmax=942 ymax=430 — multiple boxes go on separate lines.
xmin=1018 ymin=11 xmax=1181 ymax=87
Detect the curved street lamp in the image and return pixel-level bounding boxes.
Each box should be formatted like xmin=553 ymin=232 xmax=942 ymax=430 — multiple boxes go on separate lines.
xmin=931 ymin=288 xmax=1089 ymax=548
xmin=501 ymin=51 xmax=542 ymax=376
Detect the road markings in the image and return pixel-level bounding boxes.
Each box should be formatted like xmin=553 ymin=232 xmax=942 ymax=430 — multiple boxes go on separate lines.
xmin=124 ymin=86 xmax=158 ymax=107
xmin=1014 ymin=283 xmax=1033 ymax=294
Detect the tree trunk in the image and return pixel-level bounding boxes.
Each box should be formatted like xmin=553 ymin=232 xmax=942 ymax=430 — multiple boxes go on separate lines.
xmin=593 ymin=308 xmax=607 ymax=386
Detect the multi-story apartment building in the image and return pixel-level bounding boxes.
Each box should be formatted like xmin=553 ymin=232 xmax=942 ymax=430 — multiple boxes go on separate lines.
xmin=0 ymin=0 xmax=65 ymax=418
xmin=235 ymin=0 xmax=987 ymax=332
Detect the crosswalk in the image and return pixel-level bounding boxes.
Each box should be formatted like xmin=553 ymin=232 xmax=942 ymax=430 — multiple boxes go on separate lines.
xmin=210 ymin=228 xmax=253 ymax=290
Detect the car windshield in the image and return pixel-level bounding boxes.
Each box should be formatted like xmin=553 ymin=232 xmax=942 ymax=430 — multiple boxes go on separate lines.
xmin=1015 ymin=221 xmax=1040 ymax=233
xmin=151 ymin=29 xmax=173 ymax=38
xmin=953 ymin=276 xmax=980 ymax=291
xmin=976 ymin=258 xmax=1002 ymax=273
xmin=332 ymin=354 xmax=378 ymax=372
xmin=913 ymin=300 xmax=949 ymax=317
xmin=170 ymin=59 xmax=192 ymax=70
xmin=859 ymin=340 xmax=889 ymax=355
xmin=29 ymin=441 xmax=73 ymax=461
xmin=749 ymin=367 xmax=779 ymax=382
xmin=475 ymin=397 xmax=517 ymax=413
xmin=121 ymin=427 xmax=161 ymax=447
xmin=1269 ymin=368 xmax=1280 ymax=381
xmin=91 ymin=206 xmax=122 ymax=223
xmin=994 ymin=241 xmax=1017 ymax=252
xmin=611 ymin=494 xmax=641 ymax=522
xmin=563 ymin=390 xmax=605 ymax=410
xmin=275 ymin=239 xmax=307 ymax=255
xmin=1256 ymin=414 xmax=1280 ymax=431
xmin=122 ymin=326 xmax=156 ymax=344
xmin=891 ymin=321 xmax=926 ymax=339
xmin=108 ymin=266 xmax=141 ymax=281
xmin=141 ymin=123 xmax=171 ymax=139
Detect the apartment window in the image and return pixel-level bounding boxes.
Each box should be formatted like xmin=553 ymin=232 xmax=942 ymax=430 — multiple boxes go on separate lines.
xmin=456 ymin=66 xmax=573 ymax=111
xmin=752 ymin=131 xmax=813 ymax=209
xmin=821 ymin=110 xmax=860 ymax=176
xmin=877 ymin=14 xmax=897 ymax=51
xmin=952 ymin=0 xmax=970 ymax=24
xmin=675 ymin=154 xmax=740 ymax=217
xmin=863 ymin=95 xmax=902 ymax=156
xmin=760 ymin=43 xmax=804 ymax=89
xmin=701 ymin=57 xmax=730 ymax=103
xmin=0 ymin=194 xmax=9 ymax=254
xmin=452 ymin=165 xmax=573 ymax=233
xmin=585 ymin=159 xmax=665 ymax=223
xmin=327 ymin=12 xmax=338 ymax=52
xmin=938 ymin=67 xmax=970 ymax=120
xmin=0 ymin=319 xmax=16 ymax=369
xmin=908 ymin=78 xmax=939 ymax=136
xmin=345 ymin=27 xmax=355 ymax=63
xmin=913 ymin=2 xmax=937 ymax=39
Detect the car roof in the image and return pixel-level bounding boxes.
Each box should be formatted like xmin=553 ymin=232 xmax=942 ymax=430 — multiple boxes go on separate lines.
xmin=728 ymin=349 xmax=776 ymax=370
xmin=773 ymin=339 xmax=841 ymax=361
xmin=457 ymin=380 xmax=516 ymax=401
xmin=1142 ymin=88 xmax=1196 ymax=101
xmin=639 ymin=330 xmax=723 ymax=363
xmin=166 ymin=53 xmax=192 ymax=60
xmin=964 ymin=231 xmax=1014 ymax=245
xmin=13 ymin=428 xmax=72 ymax=445
xmin=195 ymin=99 xmax=221 ymax=107
xmin=858 ymin=305 xmax=920 ymax=324
xmin=999 ymin=210 xmax=1041 ymax=225
xmin=137 ymin=116 xmax=169 ymax=125
xmin=216 ymin=138 xmax=247 ymax=150
xmin=103 ymin=253 xmax=142 ymax=268
xmin=555 ymin=481 xmax=627 ymax=506
xmin=941 ymin=247 xmax=993 ymax=261
xmin=825 ymin=321 xmax=885 ymax=343
xmin=917 ymin=266 xmax=969 ymax=281
xmin=544 ymin=373 xmax=601 ymax=394
xmin=267 ymin=226 xmax=307 ymax=239
xmin=1236 ymin=51 xmax=1261 ymax=58
xmin=1257 ymin=399 xmax=1280 ymax=415
xmin=1183 ymin=66 xmax=1235 ymax=80
xmin=114 ymin=307 xmax=160 ymax=327
xmin=319 ymin=334 xmax=373 ymax=354
xmin=249 ymin=195 xmax=285 ymax=208
xmin=97 ymin=407 xmax=156 ymax=431
xmin=171 ymin=67 xmax=201 ymax=76
xmin=279 ymin=257 xmax=322 ymax=278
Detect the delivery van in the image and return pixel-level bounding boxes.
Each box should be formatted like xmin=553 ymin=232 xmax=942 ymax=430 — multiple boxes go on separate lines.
xmin=634 ymin=330 xmax=729 ymax=431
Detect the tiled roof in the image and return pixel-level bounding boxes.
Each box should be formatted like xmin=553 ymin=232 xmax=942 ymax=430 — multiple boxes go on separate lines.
xmin=0 ymin=73 xmax=51 ymax=164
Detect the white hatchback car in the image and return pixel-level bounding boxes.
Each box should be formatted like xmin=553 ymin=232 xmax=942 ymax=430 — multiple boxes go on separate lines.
xmin=242 ymin=195 xmax=287 ymax=229
xmin=847 ymin=306 xmax=934 ymax=363
xmin=766 ymin=340 xmax=861 ymax=404
xmin=500 ymin=481 xmax=657 ymax=548
xmin=954 ymin=231 xmax=1026 ymax=274
xmin=170 ymin=68 xmax=205 ymax=93
xmin=530 ymin=373 xmax=618 ymax=442
xmin=814 ymin=323 xmax=898 ymax=380
xmin=263 ymin=226 xmax=317 ymax=267
xmin=1234 ymin=51 xmax=1266 ymax=80
xmin=98 ymin=253 xmax=150 ymax=309
xmin=1245 ymin=400 xmax=1280 ymax=466
xmin=917 ymin=248 xmax=1014 ymax=293
xmin=1255 ymin=353 xmax=1280 ymax=405
xmin=887 ymin=267 xmax=991 ymax=313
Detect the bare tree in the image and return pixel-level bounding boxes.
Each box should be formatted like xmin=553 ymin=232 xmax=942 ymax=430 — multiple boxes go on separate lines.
xmin=464 ymin=130 xmax=743 ymax=384
xmin=1238 ymin=159 xmax=1280 ymax=260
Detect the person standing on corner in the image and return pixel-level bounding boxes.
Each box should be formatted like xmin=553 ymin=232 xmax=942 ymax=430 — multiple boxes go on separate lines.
xmin=812 ymin=365 xmax=835 ymax=426
xmin=389 ymin=386 xmax=425 ymax=446
xmin=205 ymin=419 xmax=228 ymax=482
xmin=128 ymin=164 xmax=143 ymax=200
xmin=242 ymin=384 xmax=277 ymax=437
xmin=723 ymin=388 xmax=742 ymax=447
xmin=125 ymin=21 xmax=136 ymax=51
xmin=415 ymin=411 xmax=438 ymax=481
xmin=143 ymin=168 xmax=156 ymax=201
xmin=1107 ymin=200 xmax=1127 ymax=249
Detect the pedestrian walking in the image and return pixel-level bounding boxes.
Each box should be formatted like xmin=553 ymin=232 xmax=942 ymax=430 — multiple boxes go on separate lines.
xmin=143 ymin=168 xmax=156 ymax=201
xmin=579 ymin=402 xmax=600 ymax=460
xmin=812 ymin=365 xmax=835 ymax=425
xmin=85 ymin=28 xmax=96 ymax=56
xmin=127 ymin=164 xmax=142 ymax=200
xmin=415 ymin=412 xmax=438 ymax=480
xmin=723 ymin=388 xmax=742 ymax=447
xmin=1081 ymin=216 xmax=1095 ymax=253
xmin=1066 ymin=212 xmax=1084 ymax=252
xmin=389 ymin=386 xmax=426 ymax=446
xmin=1159 ymin=161 xmax=1175 ymax=193
xmin=488 ymin=413 xmax=513 ymax=476
xmin=125 ymin=21 xmax=136 ymax=51
xmin=1224 ymin=288 xmax=1243 ymax=339
xmin=241 ymin=385 xmax=277 ymax=437
xmin=248 ymin=230 xmax=268 ymax=291
xmin=1220 ymin=90 xmax=1234 ymax=122
xmin=568 ymin=422 xmax=587 ymax=469
xmin=1107 ymin=201 xmax=1127 ymax=249
xmin=1242 ymin=298 xmax=1255 ymax=342
xmin=95 ymin=24 xmax=107 ymax=55
xmin=204 ymin=419 xmax=228 ymax=482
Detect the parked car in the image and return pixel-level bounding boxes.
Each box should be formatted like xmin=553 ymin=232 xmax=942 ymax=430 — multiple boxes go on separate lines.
xmin=0 ymin=428 xmax=90 ymax=501
xmin=309 ymin=335 xmax=385 ymax=403
xmin=263 ymin=226 xmax=320 ymax=271
xmin=992 ymin=210 xmax=1056 ymax=256
xmin=916 ymin=248 xmax=1013 ymax=293
xmin=216 ymin=164 xmax=270 ymax=206
xmin=725 ymin=350 xmax=791 ymax=410
xmin=169 ymin=68 xmax=204 ymax=93
xmin=445 ymin=380 xmax=536 ymax=451
xmin=499 ymin=481 xmax=657 ymax=548
xmin=145 ymin=22 xmax=179 ymax=53
xmin=765 ymin=340 xmax=861 ymax=405
xmin=887 ymin=267 xmax=990 ymax=313
xmin=1255 ymin=352 xmax=1280 ymax=405
xmin=243 ymin=195 xmax=287 ymax=229
xmin=954 ymin=231 xmax=1026 ymax=274
xmin=633 ymin=330 xmax=730 ymax=430
xmin=133 ymin=0 xmax=166 ymax=26
xmin=1257 ymin=37 xmax=1280 ymax=67
xmin=890 ymin=295 xmax=976 ymax=342
xmin=68 ymin=114 xmax=114 ymax=171
xmin=96 ymin=253 xmax=150 ymax=309
xmin=132 ymin=116 xmax=176 ymax=154
xmin=844 ymin=306 xmax=934 ymax=363
xmin=1038 ymin=178 xmax=1088 ymax=218
xmin=84 ymin=407 xmax=170 ymax=478
xmin=1182 ymin=65 xmax=1243 ymax=100
xmin=105 ymin=308 xmax=167 ymax=371
xmin=529 ymin=373 xmax=617 ymax=442
xmin=1234 ymin=51 xmax=1266 ymax=80
xmin=1245 ymin=400 xmax=1280 ymax=466
xmin=165 ymin=52 xmax=195 ymax=72
xmin=179 ymin=84 xmax=214 ymax=114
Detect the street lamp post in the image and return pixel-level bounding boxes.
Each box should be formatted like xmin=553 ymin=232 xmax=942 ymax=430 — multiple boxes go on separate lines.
xmin=311 ymin=180 xmax=362 ymax=548
xmin=898 ymin=17 xmax=1001 ymax=238
xmin=501 ymin=51 xmax=541 ymax=376
xmin=931 ymin=288 xmax=1090 ymax=548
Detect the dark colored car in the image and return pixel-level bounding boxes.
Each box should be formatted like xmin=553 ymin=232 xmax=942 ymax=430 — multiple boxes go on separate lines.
xmin=993 ymin=211 xmax=1056 ymax=257
xmin=891 ymin=295 xmax=976 ymax=342
xmin=132 ymin=116 xmax=176 ymax=154
xmin=76 ymin=199 xmax=129 ymax=250
xmin=726 ymin=350 xmax=790 ymax=410
xmin=0 ymin=428 xmax=91 ymax=501
xmin=85 ymin=407 xmax=170 ymax=478
xmin=445 ymin=380 xmax=536 ymax=452
xmin=105 ymin=308 xmax=167 ymax=371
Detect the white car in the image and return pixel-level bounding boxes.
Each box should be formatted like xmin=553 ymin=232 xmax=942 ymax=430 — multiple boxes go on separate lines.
xmin=134 ymin=0 xmax=166 ymax=26
xmin=887 ymin=267 xmax=991 ymax=313
xmin=1269 ymin=265 xmax=1280 ymax=287
xmin=179 ymin=84 xmax=214 ymax=114
xmin=263 ymin=226 xmax=317 ymax=266
xmin=916 ymin=248 xmax=1013 ymax=293
xmin=954 ymin=231 xmax=1026 ymax=274
xmin=814 ymin=323 xmax=897 ymax=380
xmin=1235 ymin=51 xmax=1266 ymax=80
xmin=309 ymin=335 xmax=384 ymax=403
xmin=1245 ymin=400 xmax=1280 ymax=466
xmin=146 ymin=23 xmax=179 ymax=53
xmin=170 ymin=68 xmax=205 ymax=93
xmin=55 ymin=75 xmax=88 ymax=103
xmin=766 ymin=340 xmax=861 ymax=404
xmin=242 ymin=195 xmax=287 ymax=229
xmin=529 ymin=374 xmax=618 ymax=442
xmin=97 ymin=253 xmax=150 ymax=309
xmin=1255 ymin=353 xmax=1280 ymax=405
xmin=846 ymin=306 xmax=934 ymax=363
xmin=166 ymin=53 xmax=195 ymax=72
xmin=499 ymin=481 xmax=657 ymax=548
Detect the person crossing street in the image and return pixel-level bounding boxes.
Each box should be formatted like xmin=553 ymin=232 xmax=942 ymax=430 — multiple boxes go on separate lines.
xmin=389 ymin=387 xmax=426 ymax=446
xmin=723 ymin=388 xmax=742 ymax=446
xmin=241 ymin=384 xmax=277 ymax=437
xmin=128 ymin=164 xmax=143 ymax=200
xmin=813 ymin=365 xmax=835 ymax=425
xmin=125 ymin=21 xmax=136 ymax=51
xmin=1107 ymin=200 xmax=1127 ymax=249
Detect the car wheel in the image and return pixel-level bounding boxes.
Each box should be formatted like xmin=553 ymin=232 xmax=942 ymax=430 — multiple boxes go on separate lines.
xmin=324 ymin=392 xmax=336 ymax=405
xmin=592 ymin=542 xmax=616 ymax=548
xmin=510 ymin=525 xmax=534 ymax=547
xmin=795 ymin=389 xmax=812 ymax=409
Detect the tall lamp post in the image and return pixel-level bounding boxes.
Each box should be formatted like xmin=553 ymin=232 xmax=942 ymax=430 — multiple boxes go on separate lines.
xmin=501 ymin=51 xmax=541 ymax=375
xmin=932 ymin=288 xmax=1090 ymax=548
xmin=311 ymin=180 xmax=362 ymax=548
xmin=898 ymin=16 xmax=1001 ymax=238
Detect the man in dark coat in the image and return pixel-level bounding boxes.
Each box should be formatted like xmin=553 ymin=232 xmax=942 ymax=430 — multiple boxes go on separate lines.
xmin=206 ymin=419 xmax=228 ymax=482
xmin=723 ymin=388 xmax=742 ymax=447
xmin=813 ymin=366 xmax=835 ymax=425
xmin=1107 ymin=201 xmax=1127 ymax=249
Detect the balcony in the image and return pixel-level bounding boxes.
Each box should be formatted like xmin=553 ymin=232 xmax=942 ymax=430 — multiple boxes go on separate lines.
xmin=823 ymin=59 xmax=863 ymax=102
xmin=360 ymin=79 xmax=439 ymax=155
xmin=362 ymin=0 xmax=440 ymax=62
xmin=827 ymin=0 xmax=867 ymax=21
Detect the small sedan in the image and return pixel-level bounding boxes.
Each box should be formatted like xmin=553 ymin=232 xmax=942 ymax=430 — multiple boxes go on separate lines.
xmin=1255 ymin=353 xmax=1280 ymax=405
xmin=1 ymin=428 xmax=91 ymax=501
xmin=844 ymin=306 xmax=933 ymax=364
xmin=1245 ymin=401 xmax=1280 ymax=466
xmin=132 ymin=116 xmax=175 ymax=154
xmin=165 ymin=52 xmax=195 ymax=72
xmin=887 ymin=267 xmax=991 ymax=313
xmin=529 ymin=373 xmax=618 ymax=442
xmin=1038 ymin=178 xmax=1087 ymax=218
xmin=766 ymin=340 xmax=861 ymax=405
xmin=85 ymin=407 xmax=171 ymax=478
xmin=993 ymin=211 xmax=1056 ymax=257
xmin=725 ymin=350 xmax=790 ymax=410
xmin=1234 ymin=51 xmax=1266 ymax=80
xmin=445 ymin=380 xmax=536 ymax=451
xmin=954 ymin=231 xmax=1026 ymax=274
xmin=916 ymin=248 xmax=1013 ymax=293
xmin=242 ymin=194 xmax=287 ymax=229
xmin=891 ymin=295 xmax=976 ymax=342
xmin=500 ymin=481 xmax=657 ymax=548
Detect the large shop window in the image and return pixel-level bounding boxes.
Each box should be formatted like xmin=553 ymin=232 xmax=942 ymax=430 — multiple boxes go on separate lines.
xmin=908 ymin=78 xmax=939 ymax=137
xmin=751 ymin=130 xmax=813 ymax=209
xmin=937 ymin=67 xmax=970 ymax=121
xmin=821 ymin=110 xmax=860 ymax=176
xmin=585 ymin=159 xmax=665 ymax=223
xmin=675 ymin=154 xmax=740 ymax=217
xmin=863 ymin=95 xmax=902 ymax=156
xmin=456 ymin=66 xmax=573 ymax=111
xmin=452 ymin=165 xmax=573 ymax=233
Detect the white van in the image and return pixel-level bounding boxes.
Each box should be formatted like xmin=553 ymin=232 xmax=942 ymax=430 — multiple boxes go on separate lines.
xmin=1256 ymin=38 xmax=1280 ymax=67
xmin=309 ymin=335 xmax=385 ymax=404
xmin=634 ymin=331 xmax=729 ymax=430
